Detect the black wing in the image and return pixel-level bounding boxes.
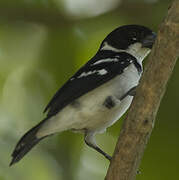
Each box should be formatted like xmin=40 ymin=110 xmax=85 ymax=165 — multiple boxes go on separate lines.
xmin=44 ymin=51 xmax=140 ymax=118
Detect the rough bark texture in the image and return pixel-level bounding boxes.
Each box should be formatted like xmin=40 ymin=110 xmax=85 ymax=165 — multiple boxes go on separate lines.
xmin=105 ymin=1 xmax=179 ymax=180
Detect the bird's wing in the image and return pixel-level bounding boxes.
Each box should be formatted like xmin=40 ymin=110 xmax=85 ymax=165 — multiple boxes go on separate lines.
xmin=44 ymin=52 xmax=140 ymax=118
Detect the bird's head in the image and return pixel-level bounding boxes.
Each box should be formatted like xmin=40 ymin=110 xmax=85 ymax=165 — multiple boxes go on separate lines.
xmin=100 ymin=25 xmax=156 ymax=62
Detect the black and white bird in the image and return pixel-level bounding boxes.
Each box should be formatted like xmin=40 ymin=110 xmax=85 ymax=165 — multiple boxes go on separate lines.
xmin=10 ymin=25 xmax=156 ymax=166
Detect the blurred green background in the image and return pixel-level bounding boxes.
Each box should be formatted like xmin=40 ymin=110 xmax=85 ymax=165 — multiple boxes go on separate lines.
xmin=0 ymin=0 xmax=178 ymax=179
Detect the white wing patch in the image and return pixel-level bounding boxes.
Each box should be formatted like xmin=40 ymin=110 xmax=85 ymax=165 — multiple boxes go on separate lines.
xmin=77 ymin=69 xmax=108 ymax=78
xmin=78 ymin=71 xmax=94 ymax=78
xmin=98 ymin=69 xmax=108 ymax=75
xmin=92 ymin=58 xmax=119 ymax=65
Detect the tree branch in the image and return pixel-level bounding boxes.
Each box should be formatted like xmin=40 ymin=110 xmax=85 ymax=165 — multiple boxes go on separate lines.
xmin=105 ymin=0 xmax=179 ymax=180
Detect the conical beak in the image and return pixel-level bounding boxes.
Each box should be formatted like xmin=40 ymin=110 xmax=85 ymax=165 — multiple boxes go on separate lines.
xmin=142 ymin=32 xmax=156 ymax=49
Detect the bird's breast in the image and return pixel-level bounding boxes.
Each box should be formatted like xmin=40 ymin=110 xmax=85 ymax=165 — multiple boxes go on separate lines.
xmin=37 ymin=63 xmax=141 ymax=137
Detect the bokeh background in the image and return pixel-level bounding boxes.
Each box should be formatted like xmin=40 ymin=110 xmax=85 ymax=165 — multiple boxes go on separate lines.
xmin=0 ymin=0 xmax=178 ymax=179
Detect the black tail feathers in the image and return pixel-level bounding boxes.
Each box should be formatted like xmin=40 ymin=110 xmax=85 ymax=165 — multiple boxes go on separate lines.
xmin=10 ymin=120 xmax=48 ymax=166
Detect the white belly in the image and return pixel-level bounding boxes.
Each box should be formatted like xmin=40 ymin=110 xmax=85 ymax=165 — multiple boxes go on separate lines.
xmin=71 ymin=95 xmax=133 ymax=134
xmin=37 ymin=63 xmax=140 ymax=138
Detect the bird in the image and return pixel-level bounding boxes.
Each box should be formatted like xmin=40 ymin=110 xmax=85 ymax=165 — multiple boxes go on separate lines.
xmin=10 ymin=24 xmax=156 ymax=166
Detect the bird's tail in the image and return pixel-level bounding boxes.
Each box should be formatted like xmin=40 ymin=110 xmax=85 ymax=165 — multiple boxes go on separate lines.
xmin=10 ymin=119 xmax=49 ymax=166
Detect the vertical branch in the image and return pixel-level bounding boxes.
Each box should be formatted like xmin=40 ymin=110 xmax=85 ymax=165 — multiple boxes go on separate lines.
xmin=105 ymin=0 xmax=179 ymax=180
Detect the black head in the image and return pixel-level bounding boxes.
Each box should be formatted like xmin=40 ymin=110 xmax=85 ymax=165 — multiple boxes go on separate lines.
xmin=101 ymin=25 xmax=156 ymax=50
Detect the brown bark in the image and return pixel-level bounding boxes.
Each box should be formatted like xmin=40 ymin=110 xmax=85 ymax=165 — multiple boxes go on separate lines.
xmin=105 ymin=0 xmax=179 ymax=180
